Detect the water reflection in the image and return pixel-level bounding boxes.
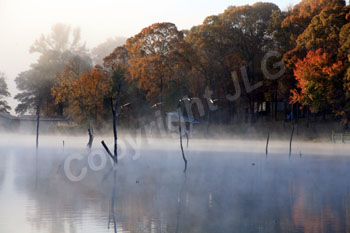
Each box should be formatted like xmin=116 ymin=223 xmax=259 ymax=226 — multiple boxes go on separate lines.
xmin=0 ymin=151 xmax=8 ymax=190
xmin=108 ymin=169 xmax=118 ymax=233
xmin=0 ymin=142 xmax=350 ymax=232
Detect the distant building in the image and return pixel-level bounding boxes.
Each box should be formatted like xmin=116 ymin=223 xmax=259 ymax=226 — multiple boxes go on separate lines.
xmin=0 ymin=112 xmax=69 ymax=132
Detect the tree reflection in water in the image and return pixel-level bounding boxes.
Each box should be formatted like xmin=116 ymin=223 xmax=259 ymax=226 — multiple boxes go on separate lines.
xmin=108 ymin=169 xmax=118 ymax=233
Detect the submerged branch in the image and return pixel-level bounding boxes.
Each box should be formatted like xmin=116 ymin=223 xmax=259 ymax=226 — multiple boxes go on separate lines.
xmin=102 ymin=140 xmax=115 ymax=162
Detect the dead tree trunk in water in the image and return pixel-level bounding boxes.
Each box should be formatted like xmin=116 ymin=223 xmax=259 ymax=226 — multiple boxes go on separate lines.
xmin=178 ymin=108 xmax=187 ymax=173
xmin=87 ymin=128 xmax=94 ymax=149
xmin=112 ymin=83 xmax=122 ymax=161
xmin=102 ymin=82 xmax=122 ymax=232
xmin=266 ymin=132 xmax=270 ymax=157
xmin=101 ymin=83 xmax=122 ymax=163
xmin=35 ymin=101 xmax=42 ymax=150
xmin=289 ymin=125 xmax=295 ymax=157
xmin=87 ymin=120 xmax=94 ymax=149
xmin=289 ymin=104 xmax=295 ymax=157
xmin=185 ymin=131 xmax=189 ymax=148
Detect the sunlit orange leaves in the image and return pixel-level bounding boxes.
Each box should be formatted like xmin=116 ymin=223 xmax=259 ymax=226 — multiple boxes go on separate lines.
xmin=291 ymin=49 xmax=343 ymax=113
xmin=52 ymin=67 xmax=111 ymax=122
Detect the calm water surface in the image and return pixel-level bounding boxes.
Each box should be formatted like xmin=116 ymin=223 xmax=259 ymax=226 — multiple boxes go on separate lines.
xmin=1 ymin=136 xmax=350 ymax=233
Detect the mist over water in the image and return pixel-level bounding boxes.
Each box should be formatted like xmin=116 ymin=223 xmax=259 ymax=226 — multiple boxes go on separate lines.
xmin=0 ymin=133 xmax=350 ymax=233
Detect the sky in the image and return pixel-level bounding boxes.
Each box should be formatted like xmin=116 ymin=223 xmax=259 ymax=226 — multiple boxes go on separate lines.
xmin=0 ymin=0 xmax=296 ymax=114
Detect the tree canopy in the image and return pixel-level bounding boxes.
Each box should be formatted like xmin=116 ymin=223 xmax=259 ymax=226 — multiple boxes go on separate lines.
xmin=12 ymin=0 xmax=350 ymax=127
xmin=0 ymin=72 xmax=11 ymax=113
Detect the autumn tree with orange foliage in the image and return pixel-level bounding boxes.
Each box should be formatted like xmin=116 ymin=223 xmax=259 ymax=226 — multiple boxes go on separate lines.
xmin=281 ymin=0 xmax=347 ymax=101
xmin=51 ymin=0 xmax=350 ymax=129
xmin=125 ymin=23 xmax=185 ymax=111
xmin=53 ymin=66 xmax=111 ymax=147
xmin=52 ymin=67 xmax=111 ymax=124
xmin=291 ymin=49 xmax=343 ymax=118
xmin=186 ymin=3 xmax=279 ymax=123
xmin=282 ymin=0 xmax=345 ymax=47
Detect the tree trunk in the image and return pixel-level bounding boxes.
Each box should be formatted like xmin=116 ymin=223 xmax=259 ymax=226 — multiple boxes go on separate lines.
xmin=206 ymin=109 xmax=211 ymax=135
xmin=102 ymin=83 xmax=122 ymax=164
xmin=178 ymin=108 xmax=187 ymax=173
xmin=160 ymin=76 xmax=163 ymax=114
xmin=274 ymin=86 xmax=278 ymax=121
xmin=249 ymin=61 xmax=255 ymax=124
xmin=289 ymin=124 xmax=295 ymax=157
xmin=266 ymin=132 xmax=270 ymax=157
xmin=36 ymin=101 xmax=42 ymax=150
xmin=113 ymin=83 xmax=122 ymax=159
xmin=87 ymin=120 xmax=94 ymax=149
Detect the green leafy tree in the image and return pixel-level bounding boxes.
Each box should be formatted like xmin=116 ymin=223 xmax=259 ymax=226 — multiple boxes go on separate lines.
xmin=15 ymin=23 xmax=91 ymax=116
xmin=0 ymin=72 xmax=11 ymax=113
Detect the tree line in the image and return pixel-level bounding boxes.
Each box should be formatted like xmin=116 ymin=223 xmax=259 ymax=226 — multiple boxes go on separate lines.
xmin=3 ymin=0 xmax=350 ymax=130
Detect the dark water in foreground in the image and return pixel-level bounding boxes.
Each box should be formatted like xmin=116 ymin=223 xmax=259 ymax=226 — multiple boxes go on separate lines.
xmin=1 ymin=137 xmax=350 ymax=233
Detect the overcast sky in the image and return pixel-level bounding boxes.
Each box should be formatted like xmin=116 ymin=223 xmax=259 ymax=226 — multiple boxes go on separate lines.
xmin=0 ymin=0 xmax=296 ymax=114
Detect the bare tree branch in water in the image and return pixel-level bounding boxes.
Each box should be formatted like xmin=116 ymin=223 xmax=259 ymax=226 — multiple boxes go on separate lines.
xmin=102 ymin=141 xmax=115 ymax=162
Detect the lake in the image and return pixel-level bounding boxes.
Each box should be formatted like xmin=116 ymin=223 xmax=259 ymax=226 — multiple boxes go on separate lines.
xmin=1 ymin=134 xmax=350 ymax=233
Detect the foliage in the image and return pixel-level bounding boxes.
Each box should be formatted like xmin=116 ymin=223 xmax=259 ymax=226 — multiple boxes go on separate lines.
xmin=125 ymin=23 xmax=185 ymax=109
xmin=91 ymin=37 xmax=127 ymax=65
xmin=291 ymin=49 xmax=343 ymax=113
xmin=0 ymin=72 xmax=11 ymax=113
xmin=52 ymin=67 xmax=111 ymax=122
xmin=11 ymin=1 xmax=350 ymax=127
xmin=15 ymin=23 xmax=91 ymax=115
